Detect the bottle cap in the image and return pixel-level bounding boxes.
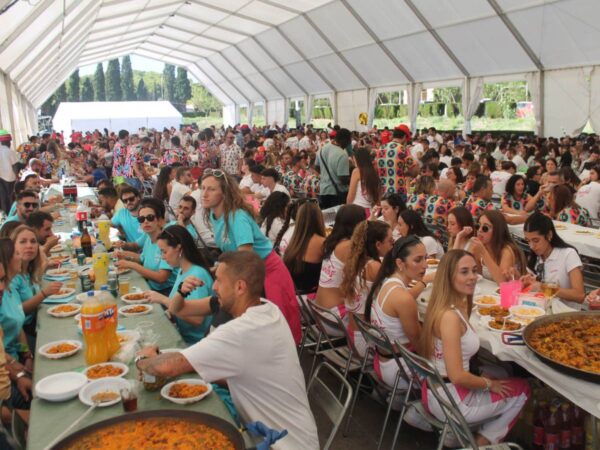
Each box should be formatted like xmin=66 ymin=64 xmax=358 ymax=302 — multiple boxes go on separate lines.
xmin=100 ymin=285 xmax=109 ymax=290
xmin=87 ymin=291 xmax=94 ymax=296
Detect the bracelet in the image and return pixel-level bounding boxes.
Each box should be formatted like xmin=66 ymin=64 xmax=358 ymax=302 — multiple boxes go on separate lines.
xmin=177 ymin=281 xmax=189 ymax=298
xmin=417 ymin=280 xmax=427 ymax=288
xmin=482 ymin=377 xmax=492 ymax=392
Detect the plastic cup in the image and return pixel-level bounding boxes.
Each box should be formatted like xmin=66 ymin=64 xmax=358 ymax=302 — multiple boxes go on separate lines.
xmin=118 ymin=277 xmax=130 ymax=295
xmin=120 ymin=380 xmax=139 ymax=412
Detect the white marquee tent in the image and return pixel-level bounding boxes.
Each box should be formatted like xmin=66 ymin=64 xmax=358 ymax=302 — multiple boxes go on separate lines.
xmin=1 ymin=0 xmax=600 ymax=145
xmin=52 ymin=101 xmax=183 ymax=138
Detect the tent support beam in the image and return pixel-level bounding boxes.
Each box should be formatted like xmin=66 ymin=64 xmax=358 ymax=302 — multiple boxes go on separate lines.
xmin=404 ymin=0 xmax=470 ymax=77
xmin=201 ymin=59 xmax=251 ymax=106
xmin=0 ymin=0 xmax=56 ymax=54
xmin=160 ymin=23 xmax=234 ymax=46
xmin=191 ymin=62 xmax=235 ymax=105
xmin=152 ymin=32 xmax=215 ymax=54
xmin=218 ymin=52 xmax=270 ymax=102
xmin=220 ymin=50 xmax=286 ymax=100
xmin=338 ymin=0 xmax=414 ymax=83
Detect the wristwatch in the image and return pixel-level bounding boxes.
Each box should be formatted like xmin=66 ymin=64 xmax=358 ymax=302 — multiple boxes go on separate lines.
xmin=177 ymin=281 xmax=189 ymax=298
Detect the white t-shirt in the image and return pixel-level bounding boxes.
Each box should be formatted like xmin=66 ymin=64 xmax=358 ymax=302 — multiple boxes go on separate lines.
xmin=260 ymin=217 xmax=285 ymax=243
xmin=189 ymin=190 xmax=216 ymax=247
xmin=575 ymin=181 xmax=600 ymax=220
xmin=421 ymin=236 xmax=444 ymax=259
xmin=512 ymin=155 xmax=528 ymax=172
xmin=182 ymin=301 xmax=319 ymax=450
xmin=169 ymin=180 xmax=191 ymax=215
xmin=490 ymin=171 xmax=512 ymax=196
xmin=278 ymin=224 xmax=295 ymax=255
xmin=298 ymin=136 xmax=311 ymax=151
xmin=0 ymin=145 xmax=17 ymax=182
xmin=239 ymin=173 xmax=253 ymax=190
xmin=271 ymin=183 xmax=290 ymax=197
xmin=538 ymin=246 xmax=583 ymax=310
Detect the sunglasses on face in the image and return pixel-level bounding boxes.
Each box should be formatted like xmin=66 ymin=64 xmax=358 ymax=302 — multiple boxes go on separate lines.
xmin=122 ymin=196 xmax=137 ymax=203
xmin=22 ymin=202 xmax=39 ymax=209
xmin=475 ymin=223 xmax=491 ymax=233
xmin=137 ymin=214 xmax=156 ymax=224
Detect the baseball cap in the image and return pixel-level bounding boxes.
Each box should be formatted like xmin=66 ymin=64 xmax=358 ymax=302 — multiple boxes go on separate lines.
xmin=0 ymin=129 xmax=11 ymax=142
xmin=394 ymin=124 xmax=411 ymax=138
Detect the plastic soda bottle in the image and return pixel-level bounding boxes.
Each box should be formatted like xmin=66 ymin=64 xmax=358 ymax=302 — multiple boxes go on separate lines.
xmin=100 ymin=285 xmax=120 ymax=357
xmin=80 ymin=291 xmax=108 ymax=365
xmin=93 ymin=241 xmax=109 ymax=289
xmin=571 ymin=405 xmax=584 ymax=450
xmin=560 ymin=403 xmax=572 ymax=449
xmin=546 ymin=405 xmax=561 ymax=450
xmin=97 ymin=214 xmax=111 ymax=250
xmin=533 ymin=400 xmax=547 ymax=450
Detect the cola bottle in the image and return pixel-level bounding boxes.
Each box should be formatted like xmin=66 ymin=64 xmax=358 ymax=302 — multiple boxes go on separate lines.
xmin=545 ymin=405 xmax=561 ymax=450
xmin=570 ymin=405 xmax=584 ymax=450
xmin=533 ymin=400 xmax=548 ymax=450
xmin=560 ymin=403 xmax=572 ymax=449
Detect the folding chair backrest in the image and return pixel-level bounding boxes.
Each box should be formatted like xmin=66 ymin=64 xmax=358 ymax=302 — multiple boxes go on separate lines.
xmin=308 ymin=362 xmax=353 ymax=450
xmin=399 ymin=346 xmax=478 ymax=449
xmin=581 ymin=259 xmax=600 ymax=290
xmin=297 ymin=294 xmax=316 ymax=327
xmin=307 ymin=301 xmax=359 ymax=355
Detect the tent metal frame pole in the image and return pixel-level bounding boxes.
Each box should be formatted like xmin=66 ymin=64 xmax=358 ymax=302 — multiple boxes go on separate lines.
xmin=151 ymin=32 xmax=215 ymax=54
xmin=404 ymin=0 xmax=470 ymax=77
xmin=28 ymin=46 xmax=85 ymax=102
xmin=93 ymin=0 xmax=182 ymax=26
xmin=136 ymin=40 xmax=206 ymax=59
xmin=218 ymin=52 xmax=270 ymax=102
xmin=338 ymin=0 xmax=414 ymax=83
xmin=201 ymin=59 xmax=251 ymax=106
xmin=228 ymin=48 xmax=287 ymax=100
xmin=190 ymin=62 xmax=235 ymax=105
xmin=159 ymin=23 xmax=234 ymax=46
xmin=0 ymin=0 xmax=56 ymax=54
xmin=77 ymin=45 xmax=140 ymax=66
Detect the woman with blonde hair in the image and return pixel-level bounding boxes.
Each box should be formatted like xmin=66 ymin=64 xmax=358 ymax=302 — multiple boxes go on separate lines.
xmin=419 ymin=249 xmax=530 ymax=446
xmin=340 ymin=220 xmax=393 ymax=356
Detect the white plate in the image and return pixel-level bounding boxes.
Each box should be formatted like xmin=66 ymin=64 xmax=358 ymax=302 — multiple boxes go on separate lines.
xmin=79 ymin=377 xmax=129 ymax=407
xmin=120 ymin=293 xmax=149 ymax=304
xmin=485 ymin=320 xmax=524 ymax=334
xmin=35 ymin=372 xmax=88 ymax=402
xmin=76 ymin=291 xmax=102 ymax=302
xmin=474 ymin=295 xmax=500 ymax=307
xmin=117 ymin=330 xmax=141 ymax=345
xmin=48 ymin=255 xmax=70 ymax=264
xmin=47 ymin=303 xmax=81 ymax=318
xmin=161 ymin=379 xmax=212 ymax=405
xmin=84 ymin=362 xmax=129 ymax=380
xmin=116 ymin=268 xmax=131 ymax=275
xmin=509 ymin=305 xmax=545 ymax=319
xmin=49 ymin=244 xmax=65 ymax=253
xmin=69 ymin=257 xmax=93 ymax=266
xmin=38 ymin=340 xmax=82 ymax=359
xmin=47 ymin=288 xmax=76 ymax=300
xmin=119 ymin=304 xmax=153 ymax=317
xmin=45 ymin=268 xmax=72 ymax=278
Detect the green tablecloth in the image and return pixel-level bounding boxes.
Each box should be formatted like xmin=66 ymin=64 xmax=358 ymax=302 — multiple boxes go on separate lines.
xmin=27 ymin=249 xmax=235 ymax=449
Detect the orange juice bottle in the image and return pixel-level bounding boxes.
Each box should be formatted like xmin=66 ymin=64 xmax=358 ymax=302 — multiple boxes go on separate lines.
xmin=80 ymin=291 xmax=108 ymax=365
xmin=100 ymin=285 xmax=120 ymax=357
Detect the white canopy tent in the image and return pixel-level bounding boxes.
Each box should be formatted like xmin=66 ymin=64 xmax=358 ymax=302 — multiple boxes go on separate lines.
xmin=52 ymin=101 xmax=182 ymax=139
xmin=1 ymin=0 xmax=600 ymax=143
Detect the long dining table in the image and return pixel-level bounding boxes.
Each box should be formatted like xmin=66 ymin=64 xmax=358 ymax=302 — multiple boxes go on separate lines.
xmin=27 ymin=186 xmax=238 ymax=450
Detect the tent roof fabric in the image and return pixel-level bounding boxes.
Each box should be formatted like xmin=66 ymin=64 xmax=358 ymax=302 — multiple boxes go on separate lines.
xmin=1 ymin=0 xmax=599 ymax=108
xmin=52 ymin=101 xmax=183 ymax=120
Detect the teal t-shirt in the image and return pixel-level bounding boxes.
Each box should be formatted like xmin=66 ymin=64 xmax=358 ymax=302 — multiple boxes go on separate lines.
xmin=210 ymin=209 xmax=272 ymax=259
xmin=165 ymin=221 xmax=199 ymax=240
xmin=0 ymin=283 xmax=26 ymax=358
xmin=8 ymin=201 xmax=16 ymax=217
xmin=3 ymin=214 xmax=20 ymax=224
xmin=140 ymin=237 xmax=177 ymax=291
xmin=112 ymin=208 xmax=143 ymax=243
xmin=11 ymin=273 xmax=39 ymax=325
xmin=168 ymin=264 xmax=213 ymax=344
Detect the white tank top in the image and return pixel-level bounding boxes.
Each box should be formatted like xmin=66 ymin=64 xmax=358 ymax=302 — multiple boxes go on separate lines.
xmin=352 ymin=182 xmax=372 ymax=209
xmin=345 ymin=261 xmax=376 ymax=314
xmin=319 ymin=250 xmax=345 ymax=289
xmin=370 ymin=277 xmax=410 ymax=345
xmin=432 ymin=308 xmax=480 ymax=377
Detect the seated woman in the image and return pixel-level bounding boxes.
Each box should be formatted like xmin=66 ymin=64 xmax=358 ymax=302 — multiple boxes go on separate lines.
xmin=469 ymin=210 xmax=527 ymax=284
xmin=521 ymin=212 xmax=585 ymax=309
xmin=406 ymin=176 xmax=435 ymax=215
xmin=419 ymin=249 xmax=530 ymax=446
xmin=259 ymin=192 xmax=290 ymax=243
xmin=398 ymin=209 xmax=444 ymax=259
xmin=282 ymin=201 xmax=326 ymax=295
xmin=549 ymin=184 xmax=592 ymax=227
xmin=146 ymin=225 xmax=213 ymax=344
xmin=340 ymin=220 xmax=393 ymax=357
xmin=377 ymin=193 xmax=406 ymax=241
xmin=274 ymin=199 xmax=304 ymax=255
xmin=347 ymin=148 xmax=381 ymax=216
xmin=115 ymin=198 xmax=177 ymax=296
xmin=501 ymin=174 xmax=531 ymax=218
xmin=364 ymin=236 xmax=430 ymax=391
xmin=447 ymin=206 xmax=477 ymax=251
xmin=314 ymin=205 xmax=365 ymax=334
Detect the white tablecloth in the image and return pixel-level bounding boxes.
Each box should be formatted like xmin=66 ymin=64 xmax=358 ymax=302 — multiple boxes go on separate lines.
xmin=417 ymin=274 xmax=600 ymax=419
xmin=508 ymin=220 xmax=600 ymax=258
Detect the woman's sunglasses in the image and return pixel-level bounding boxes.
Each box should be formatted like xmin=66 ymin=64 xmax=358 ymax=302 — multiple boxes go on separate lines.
xmin=475 ymin=223 xmax=491 ymax=233
xmin=137 ymin=214 xmax=156 ymax=224
xmin=203 ymin=168 xmax=229 ymax=185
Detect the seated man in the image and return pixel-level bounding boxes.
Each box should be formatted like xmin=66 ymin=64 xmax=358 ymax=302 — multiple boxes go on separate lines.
xmin=26 ymin=211 xmax=60 ymax=256
xmin=463 ymin=175 xmax=496 ymax=221
xmin=137 ymin=251 xmax=319 ymax=450
xmin=4 ymin=190 xmax=39 ymax=224
xmin=97 ymin=187 xmax=123 ymax=219
xmin=111 ymin=186 xmax=143 ymax=250
xmin=258 ymin=168 xmax=290 ymax=200
xmin=76 ymin=159 xmax=108 ymax=187
xmin=20 ymin=158 xmax=56 ymax=186
xmin=166 ymin=195 xmax=199 ymax=240
xmin=424 ymin=179 xmax=456 ymax=227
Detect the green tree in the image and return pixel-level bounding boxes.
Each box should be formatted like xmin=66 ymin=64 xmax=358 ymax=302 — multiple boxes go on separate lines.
xmin=68 ymin=70 xmax=80 ymax=102
xmin=121 ymin=55 xmax=135 ymax=101
xmin=105 ymin=58 xmax=122 ymax=101
xmin=41 ymin=95 xmax=58 ymax=116
xmin=56 ymin=82 xmax=68 ymax=102
xmin=81 ymin=78 xmax=94 ymax=102
xmin=163 ymin=64 xmax=175 ymax=101
xmin=153 ymin=83 xmax=162 ymax=101
xmin=136 ymin=78 xmax=148 ymax=101
xmin=94 ymin=63 xmax=105 ymax=101
xmin=190 ymin=84 xmax=222 ymax=115
xmin=173 ymin=67 xmax=192 ymax=112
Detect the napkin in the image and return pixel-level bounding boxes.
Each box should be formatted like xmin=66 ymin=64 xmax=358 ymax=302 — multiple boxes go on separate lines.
xmin=43 ymin=295 xmax=76 ymax=304
xmin=244 ymin=421 xmax=288 ymax=450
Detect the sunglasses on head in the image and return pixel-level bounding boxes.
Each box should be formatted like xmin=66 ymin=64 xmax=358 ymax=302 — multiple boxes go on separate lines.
xmin=203 ymin=168 xmax=229 ymax=185
xmin=122 ymin=196 xmax=137 ymax=203
xmin=475 ymin=223 xmax=491 ymax=233
xmin=137 ymin=214 xmax=156 ymax=224
xmin=22 ymin=202 xmax=39 ymax=209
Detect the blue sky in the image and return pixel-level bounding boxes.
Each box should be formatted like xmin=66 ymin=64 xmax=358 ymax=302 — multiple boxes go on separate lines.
xmin=79 ymin=54 xmax=198 ymax=81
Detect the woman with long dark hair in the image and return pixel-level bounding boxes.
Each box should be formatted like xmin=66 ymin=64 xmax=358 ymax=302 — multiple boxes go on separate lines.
xmin=521 ymin=212 xmax=585 ymax=309
xmin=501 ymin=175 xmax=530 ymax=218
xmin=145 ymin=225 xmax=213 ymax=344
xmin=259 ymin=191 xmax=290 ymax=242
xmin=347 ymin=147 xmax=381 ymax=215
xmin=377 ymin=193 xmax=406 ymax=241
xmin=199 ymin=169 xmax=301 ymax=343
xmin=153 ymin=166 xmax=175 ymax=204
xmin=549 ymin=184 xmax=592 ymax=226
xmin=398 ymin=209 xmax=444 ymax=258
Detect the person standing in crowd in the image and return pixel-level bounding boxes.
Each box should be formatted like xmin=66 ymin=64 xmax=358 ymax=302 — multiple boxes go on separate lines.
xmin=0 ymin=131 xmax=19 ymax=214
xmin=419 ymin=250 xmax=530 ymax=447
xmin=198 ymin=169 xmax=301 ymax=343
xmin=162 ymin=136 xmax=189 ymax=166
xmin=423 ymin=179 xmax=456 ymax=227
xmin=168 ymin=167 xmax=193 ymax=216
xmin=111 ymin=185 xmax=143 ymax=246
xmin=124 ymin=137 xmax=144 ymax=191
xmin=376 ymin=124 xmax=416 ymax=201
xmin=219 ymin=131 xmax=243 ymax=177
xmin=316 ymin=128 xmax=351 ymax=208
xmin=347 ymin=148 xmax=380 ymax=216
xmin=112 ymin=130 xmax=129 ymax=183
xmin=136 ymin=251 xmax=319 ymax=450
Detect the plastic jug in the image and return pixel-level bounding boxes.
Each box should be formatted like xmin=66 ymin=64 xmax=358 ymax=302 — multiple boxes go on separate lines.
xmin=99 ymin=285 xmax=120 ymax=357
xmin=80 ymin=291 xmax=108 ymax=365
xmin=92 ymin=241 xmax=109 ymax=289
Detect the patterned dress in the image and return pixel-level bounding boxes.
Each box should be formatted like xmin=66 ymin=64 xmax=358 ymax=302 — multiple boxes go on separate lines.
xmin=424 ymin=195 xmax=456 ymax=227
xmin=557 ymin=206 xmax=592 ymax=227
xmin=219 ymin=143 xmax=243 ymax=175
xmin=112 ymin=142 xmax=128 ymax=177
xmin=406 ymin=193 xmax=429 ymax=215
xmin=463 ymin=196 xmax=496 ymax=221
xmin=124 ymin=144 xmax=143 ymax=178
xmin=303 ymin=173 xmax=320 ymax=198
xmin=162 ymin=147 xmax=189 ymax=166
xmin=282 ymin=170 xmax=304 ymax=197
xmin=375 ymin=141 xmax=415 ymax=201
xmin=501 ymin=193 xmax=531 ymax=211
